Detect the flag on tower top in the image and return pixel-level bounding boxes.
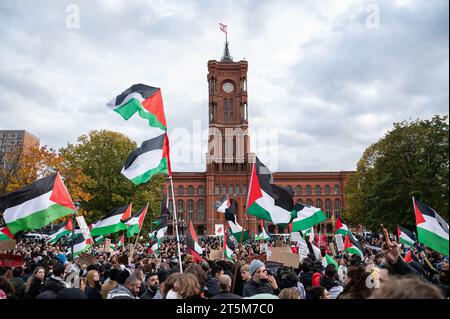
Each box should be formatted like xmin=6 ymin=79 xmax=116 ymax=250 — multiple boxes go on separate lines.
xmin=219 ymin=23 xmax=227 ymax=33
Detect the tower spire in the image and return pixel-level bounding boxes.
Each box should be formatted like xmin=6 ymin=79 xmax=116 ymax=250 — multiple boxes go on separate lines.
xmin=221 ymin=41 xmax=233 ymax=62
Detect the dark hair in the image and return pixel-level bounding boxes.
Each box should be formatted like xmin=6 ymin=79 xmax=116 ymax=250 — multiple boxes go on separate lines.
xmin=145 ymin=272 xmax=158 ymax=282
xmin=308 ymin=286 xmax=326 ymax=299
xmin=117 ymin=270 xmax=130 ymax=285
xmin=301 ymin=258 xmax=313 ymax=272
xmin=13 ymin=267 xmax=23 ymax=278
xmin=211 ymin=265 xmax=224 ymax=278
xmin=108 ymin=268 xmax=121 ymax=282
xmin=52 ymin=263 xmax=65 ymax=277
xmin=325 ymin=264 xmax=337 ymax=278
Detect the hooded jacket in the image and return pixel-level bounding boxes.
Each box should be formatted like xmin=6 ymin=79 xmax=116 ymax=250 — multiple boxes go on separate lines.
xmin=106 ymin=284 xmax=136 ymax=299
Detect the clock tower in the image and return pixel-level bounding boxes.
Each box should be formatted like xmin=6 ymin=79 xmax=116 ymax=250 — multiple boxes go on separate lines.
xmin=205 ymin=41 xmax=256 ymax=234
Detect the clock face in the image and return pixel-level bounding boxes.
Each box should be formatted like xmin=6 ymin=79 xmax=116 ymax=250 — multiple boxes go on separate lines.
xmin=222 ymin=82 xmax=234 ymax=93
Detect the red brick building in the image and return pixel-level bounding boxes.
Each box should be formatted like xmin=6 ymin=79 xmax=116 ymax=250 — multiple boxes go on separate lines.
xmin=166 ymin=43 xmax=353 ymax=236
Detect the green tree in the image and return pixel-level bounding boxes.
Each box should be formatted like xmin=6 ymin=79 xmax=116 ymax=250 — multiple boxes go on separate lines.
xmin=344 ymin=115 xmax=449 ymax=231
xmin=60 ymin=130 xmax=165 ymax=238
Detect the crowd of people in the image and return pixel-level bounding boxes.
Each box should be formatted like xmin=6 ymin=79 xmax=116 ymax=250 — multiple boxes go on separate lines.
xmin=0 ymin=233 xmax=448 ymax=299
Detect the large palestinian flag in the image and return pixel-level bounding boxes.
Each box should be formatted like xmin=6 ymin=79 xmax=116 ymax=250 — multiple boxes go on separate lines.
xmin=0 ymin=173 xmax=75 ymax=235
xmin=48 ymin=219 xmax=74 ymax=243
xmin=121 ymin=133 xmax=171 ymax=185
xmin=107 ymin=84 xmax=167 ymax=132
xmin=187 ymin=222 xmax=203 ymax=262
xmin=246 ymin=157 xmax=293 ymax=225
xmin=291 ymin=202 xmax=326 ymax=232
xmin=124 ymin=203 xmax=148 ymax=238
xmin=0 ymin=225 xmax=14 ymax=241
xmin=344 ymin=233 xmax=364 ymax=258
xmin=413 ymin=197 xmax=449 ymax=256
xmin=397 ymin=225 xmax=416 ymax=248
xmin=334 ymin=218 xmax=350 ymax=236
xmin=90 ymin=204 xmax=132 ymax=237
xmin=223 ymin=229 xmax=235 ymax=261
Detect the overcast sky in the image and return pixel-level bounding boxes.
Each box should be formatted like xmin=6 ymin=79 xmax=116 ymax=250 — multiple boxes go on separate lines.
xmin=0 ymin=0 xmax=448 ymax=172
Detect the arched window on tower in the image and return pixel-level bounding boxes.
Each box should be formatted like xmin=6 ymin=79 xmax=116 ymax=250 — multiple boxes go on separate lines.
xmin=315 ymin=185 xmax=321 ymax=195
xmin=178 ymin=185 xmax=184 ymax=196
xmin=224 ymin=99 xmax=228 ymax=123
xmin=229 ymin=98 xmax=234 ymax=122
xmin=198 ymin=186 xmax=205 ymax=196
xmin=325 ymin=185 xmax=331 ymax=195
xmin=306 ymin=185 xmax=312 ymax=195
xmin=188 ymin=185 xmax=194 ymax=196
xmin=222 ymin=184 xmax=227 ymax=195
xmin=215 ymin=185 xmax=220 ymax=195
xmin=295 ymin=185 xmax=302 ymax=195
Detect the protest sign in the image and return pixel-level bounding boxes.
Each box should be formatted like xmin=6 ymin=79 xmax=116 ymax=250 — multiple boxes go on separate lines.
xmin=267 ymin=247 xmax=299 ymax=268
xmin=0 ymin=253 xmax=23 ymax=268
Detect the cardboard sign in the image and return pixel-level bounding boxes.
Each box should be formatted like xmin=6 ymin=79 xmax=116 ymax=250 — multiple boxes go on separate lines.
xmin=0 ymin=240 xmax=16 ymax=251
xmin=0 ymin=253 xmax=23 ymax=268
xmin=209 ymin=249 xmax=223 ymax=261
xmin=76 ymin=216 xmax=92 ymax=241
xmin=335 ymin=234 xmax=344 ymax=252
xmin=104 ymin=238 xmax=111 ymax=253
xmin=267 ymin=247 xmax=299 ymax=268
xmin=77 ymin=253 xmax=97 ymax=266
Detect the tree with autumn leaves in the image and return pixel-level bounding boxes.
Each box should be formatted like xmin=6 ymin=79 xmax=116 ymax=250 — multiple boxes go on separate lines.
xmin=1 ymin=130 xmax=165 ymax=238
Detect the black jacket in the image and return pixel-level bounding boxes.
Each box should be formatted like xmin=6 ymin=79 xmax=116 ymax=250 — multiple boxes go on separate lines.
xmin=84 ymin=282 xmax=102 ymax=299
xmin=211 ymin=292 xmax=243 ymax=299
xmin=299 ymin=272 xmax=313 ymax=288
xmin=319 ymin=276 xmax=341 ymax=291
xmin=140 ymin=287 xmax=158 ymax=299
xmin=204 ymin=276 xmax=220 ymax=298
xmin=44 ymin=275 xmax=67 ymax=294
xmin=25 ymin=278 xmax=44 ymax=299
xmin=242 ymin=279 xmax=280 ymax=297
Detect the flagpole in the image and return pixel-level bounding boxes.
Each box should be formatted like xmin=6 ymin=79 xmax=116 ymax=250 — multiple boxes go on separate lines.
xmin=169 ymin=175 xmax=183 ymax=273
xmin=231 ymin=219 xmax=245 ymax=294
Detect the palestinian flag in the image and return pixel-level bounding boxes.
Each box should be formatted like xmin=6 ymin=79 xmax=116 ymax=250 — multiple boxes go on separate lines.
xmin=90 ymin=204 xmax=132 ymax=237
xmin=124 ymin=203 xmax=148 ymax=238
xmin=322 ymin=254 xmax=338 ymax=269
xmin=148 ymin=238 xmax=161 ymax=255
xmin=48 ymin=219 xmax=73 ymax=243
xmin=149 ymin=215 xmax=168 ymax=239
xmin=334 ymin=218 xmax=350 ymax=236
xmin=187 ymin=222 xmax=203 ymax=262
xmin=0 ymin=173 xmax=76 ymax=235
xmin=220 ymin=197 xmax=237 ymax=224
xmin=413 ymin=197 xmax=449 ymax=256
xmin=255 ymin=220 xmax=270 ymax=241
xmin=344 ymin=233 xmax=364 ymax=258
xmin=291 ymin=202 xmax=326 ymax=232
xmin=116 ymin=234 xmax=125 ymax=249
xmin=71 ymin=233 xmax=93 ymax=257
xmin=0 ymin=225 xmax=14 ymax=241
xmin=223 ymin=230 xmax=235 ymax=261
xmin=216 ymin=195 xmax=230 ymax=213
xmin=403 ymin=249 xmax=420 ymax=263
xmin=397 ymin=225 xmax=416 ymax=248
xmin=107 ymin=84 xmax=167 ymax=131
xmin=298 ymin=234 xmax=321 ymax=261
xmin=246 ymin=157 xmax=293 ymax=225
xmin=121 ymin=133 xmax=171 ymax=185
xmin=68 ymin=228 xmax=83 ymax=240
xmin=228 ymin=220 xmax=249 ymax=243
xmin=93 ymin=235 xmax=104 ymax=244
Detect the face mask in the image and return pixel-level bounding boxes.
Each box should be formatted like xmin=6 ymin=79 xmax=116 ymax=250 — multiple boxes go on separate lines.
xmin=166 ymin=289 xmax=181 ymax=299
